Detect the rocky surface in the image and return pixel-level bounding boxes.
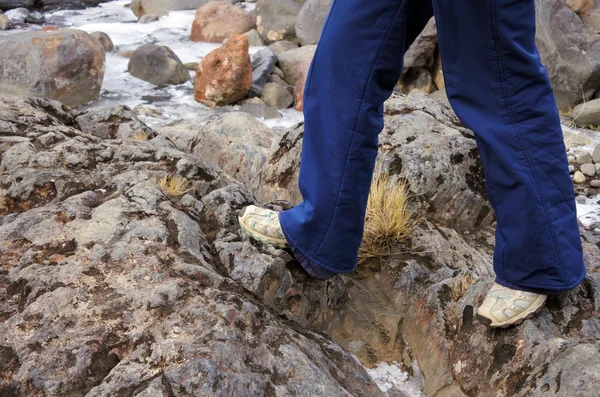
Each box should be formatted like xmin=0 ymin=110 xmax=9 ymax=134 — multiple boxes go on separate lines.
xmin=0 ymin=94 xmax=382 ymax=397
xmin=0 ymin=12 xmax=8 ymax=29
xmin=128 ymin=44 xmax=190 ymax=86
xmin=0 ymin=0 xmax=111 ymax=11
xmin=130 ymin=0 xmax=239 ymax=18
xmin=295 ymin=0 xmax=332 ymax=46
xmin=255 ymin=0 xmax=302 ymax=44
xmin=194 ymin=34 xmax=252 ymax=107
xmin=190 ymin=1 xmax=256 ymax=43
xmin=277 ymin=45 xmax=316 ymax=85
xmin=0 ymin=29 xmax=105 ymax=108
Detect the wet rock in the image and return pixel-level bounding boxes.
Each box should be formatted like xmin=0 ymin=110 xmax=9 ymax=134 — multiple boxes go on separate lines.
xmin=256 ymin=0 xmax=302 ymax=44
xmin=294 ymin=58 xmax=311 ymax=111
xmin=190 ymin=1 xmax=256 ymax=43
xmin=261 ymin=82 xmax=294 ymax=109
xmin=90 ymin=31 xmax=115 ymax=52
xmin=295 ymin=0 xmax=332 ymax=46
xmin=277 ymin=44 xmax=316 ymax=85
xmin=572 ymin=98 xmax=600 ymax=127
xmin=0 ymin=29 xmax=105 ymax=107
xmin=128 ymin=44 xmax=190 ymax=86
xmin=194 ymin=34 xmax=252 ymax=107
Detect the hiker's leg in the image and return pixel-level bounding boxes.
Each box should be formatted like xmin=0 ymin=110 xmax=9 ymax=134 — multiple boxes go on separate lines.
xmin=433 ymin=0 xmax=585 ymax=292
xmin=278 ymin=0 xmax=434 ymax=276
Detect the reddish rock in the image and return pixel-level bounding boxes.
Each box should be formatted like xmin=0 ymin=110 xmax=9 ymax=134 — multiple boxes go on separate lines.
xmin=294 ymin=58 xmax=312 ymax=111
xmin=194 ymin=34 xmax=252 ymax=107
xmin=191 ymin=2 xmax=256 ymax=43
xmin=41 ymin=26 xmax=59 ymax=31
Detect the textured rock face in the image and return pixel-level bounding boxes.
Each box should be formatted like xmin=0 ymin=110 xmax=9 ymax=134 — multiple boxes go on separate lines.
xmin=0 ymin=94 xmax=382 ymax=397
xmin=194 ymin=34 xmax=252 ymax=107
xmin=128 ymin=44 xmax=190 ymax=86
xmin=295 ymin=0 xmax=332 ymax=46
xmin=0 ymin=29 xmax=105 ymax=108
xmin=190 ymin=1 xmax=256 ymax=43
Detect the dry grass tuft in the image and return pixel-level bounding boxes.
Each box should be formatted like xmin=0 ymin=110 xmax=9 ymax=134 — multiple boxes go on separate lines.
xmin=359 ymin=173 xmax=417 ymax=262
xmin=130 ymin=131 xmax=150 ymax=141
xmin=157 ymin=175 xmax=191 ymax=197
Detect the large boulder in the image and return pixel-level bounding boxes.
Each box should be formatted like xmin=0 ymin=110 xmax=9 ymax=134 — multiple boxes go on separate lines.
xmin=0 ymin=94 xmax=382 ymax=397
xmin=295 ymin=0 xmax=332 ymax=46
xmin=194 ymin=34 xmax=252 ymax=107
xmin=128 ymin=44 xmax=190 ymax=86
xmin=535 ymin=0 xmax=600 ymax=110
xmin=0 ymin=29 xmax=105 ymax=107
xmin=255 ymin=0 xmax=302 ymax=44
xmin=131 ymin=0 xmax=236 ymax=18
xmin=190 ymin=1 xmax=256 ymax=43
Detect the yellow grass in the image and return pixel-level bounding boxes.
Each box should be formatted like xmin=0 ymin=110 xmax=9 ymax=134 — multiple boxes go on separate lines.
xmin=157 ymin=175 xmax=191 ymax=197
xmin=359 ymin=173 xmax=417 ymax=262
xmin=130 ymin=131 xmax=150 ymax=141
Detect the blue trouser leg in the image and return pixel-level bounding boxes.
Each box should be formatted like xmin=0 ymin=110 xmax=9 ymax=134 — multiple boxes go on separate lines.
xmin=433 ymin=0 xmax=585 ymax=292
xmin=279 ymin=0 xmax=434 ymax=277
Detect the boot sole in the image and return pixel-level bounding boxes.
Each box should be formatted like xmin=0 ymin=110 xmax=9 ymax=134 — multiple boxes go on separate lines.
xmin=476 ymin=295 xmax=547 ymax=328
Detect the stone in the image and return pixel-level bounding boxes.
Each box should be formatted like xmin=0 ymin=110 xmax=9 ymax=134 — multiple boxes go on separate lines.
xmin=239 ymin=102 xmax=283 ymax=119
xmin=593 ymin=144 xmax=600 ymax=163
xmin=577 ymin=194 xmax=588 ymax=203
xmin=194 ymin=34 xmax=252 ymax=107
xmin=433 ymin=54 xmax=444 ymax=89
xmin=574 ymin=170 xmax=587 ymax=183
xmin=564 ymin=130 xmax=592 ymax=147
xmin=596 ymin=163 xmax=600 ymax=173
xmin=565 ymin=0 xmax=594 ymax=14
xmin=295 ymin=0 xmax=332 ymax=46
xmin=569 ymin=164 xmax=576 ymax=173
xmin=90 ymin=31 xmax=115 ymax=52
xmin=130 ymin=0 xmax=235 ymax=18
xmin=581 ymin=163 xmax=596 ymax=176
xmin=268 ymin=40 xmax=298 ymax=55
xmin=577 ymin=151 xmax=594 ymax=164
xmin=251 ymin=47 xmax=277 ymax=91
xmin=138 ymin=14 xmax=158 ymax=24
xmin=75 ymin=105 xmax=157 ymax=140
xmin=191 ymin=2 xmax=256 ymax=43
xmin=128 ymin=44 xmax=190 ymax=86
xmin=4 ymin=7 xmax=27 ymax=23
xmin=255 ymin=0 xmax=302 ymax=44
xmin=591 ymin=179 xmax=600 ymax=187
xmin=0 ymin=13 xmax=9 ymax=30
xmin=294 ymin=58 xmax=311 ymax=111
xmin=398 ymin=68 xmax=434 ymax=95
xmin=572 ymin=98 xmax=600 ymax=128
xmin=0 ymin=29 xmax=105 ymax=107
xmin=403 ymin=17 xmax=437 ymax=71
xmin=430 ymin=88 xmax=451 ymax=108
xmin=25 ymin=10 xmax=44 ymax=23
xmin=244 ymin=28 xmax=264 ymax=46
xmin=261 ymin=82 xmax=294 ymax=109
xmin=183 ymin=62 xmax=199 ymax=71
xmin=277 ymin=45 xmax=316 ymax=85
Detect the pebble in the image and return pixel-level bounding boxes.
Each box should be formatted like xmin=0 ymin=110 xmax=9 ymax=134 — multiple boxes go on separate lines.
xmin=592 ymin=180 xmax=600 ymax=188
xmin=594 ymin=144 xmax=600 ymax=164
xmin=568 ymin=165 xmax=576 ymax=173
xmin=581 ymin=163 xmax=596 ymax=176
xmin=576 ymin=152 xmax=594 ymax=164
xmin=0 ymin=14 xmax=8 ymax=30
xmin=576 ymin=195 xmax=587 ymax=203
xmin=573 ymin=171 xmax=587 ymax=184
xmin=567 ymin=155 xmax=575 ymax=162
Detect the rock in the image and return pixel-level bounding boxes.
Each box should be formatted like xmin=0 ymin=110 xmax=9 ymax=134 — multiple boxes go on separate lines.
xmin=90 ymin=31 xmax=115 ymax=52
xmin=430 ymin=87 xmax=451 ymax=108
xmin=574 ymin=170 xmax=587 ymax=183
xmin=194 ymin=34 xmax=252 ymax=107
xmin=295 ymin=0 xmax=332 ymax=46
xmin=244 ymin=28 xmax=264 ymax=46
xmin=4 ymin=7 xmax=27 ymax=23
xmin=128 ymin=44 xmax=190 ymax=86
xmin=189 ymin=112 xmax=278 ymax=190
xmin=1 ymin=0 xmax=107 ymax=10
xmin=565 ymin=0 xmax=594 ymax=13
xmin=25 ymin=10 xmax=43 ymax=23
xmin=572 ymin=98 xmax=600 ymax=128
xmin=255 ymin=0 xmax=302 ymax=44
xmin=403 ymin=17 xmax=437 ymax=71
xmin=240 ymin=102 xmax=283 ymax=119
xmin=563 ymin=130 xmax=592 ymax=147
xmin=191 ymin=2 xmax=256 ymax=43
xmin=0 ymin=13 xmax=9 ymax=30
xmin=131 ymin=0 xmax=235 ymax=18
xmin=277 ymin=45 xmax=316 ymax=85
xmin=0 ymin=29 xmax=105 ymax=107
xmin=0 ymin=0 xmax=33 ymax=9
xmin=398 ymin=68 xmax=434 ymax=94
xmin=581 ymin=163 xmax=596 ymax=176
xmin=75 ymin=105 xmax=157 ymax=140
xmin=433 ymin=54 xmax=444 ymax=89
xmin=591 ymin=179 xmax=600 ymax=187
xmin=535 ymin=0 xmax=600 ymax=110
xmin=294 ymin=58 xmax=311 ymax=111
xmin=577 ymin=151 xmax=594 ymax=164
xmin=593 ymin=144 xmax=600 ymax=163
xmin=569 ymin=164 xmax=576 ymax=173
xmin=183 ymin=62 xmax=199 ymax=71
xmin=268 ymin=40 xmax=298 ymax=55
xmin=138 ymin=13 xmax=158 ymax=24
xmin=251 ymin=47 xmax=277 ymax=92
xmin=0 ymin=94 xmax=382 ymax=397
xmin=261 ymin=82 xmax=294 ymax=109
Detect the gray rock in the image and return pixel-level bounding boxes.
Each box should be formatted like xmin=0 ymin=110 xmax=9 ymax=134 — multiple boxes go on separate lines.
xmin=0 ymin=13 xmax=9 ymax=30
xmin=403 ymin=17 xmax=437 ymax=71
xmin=131 ymin=0 xmax=235 ymax=17
xmin=251 ymin=47 xmax=277 ymax=89
xmin=577 ymin=151 xmax=594 ymax=164
xmin=25 ymin=10 xmax=43 ymax=23
xmin=239 ymin=102 xmax=283 ymax=119
xmin=568 ymin=164 xmax=576 ymax=173
xmin=591 ymin=179 xmax=600 ymax=187
xmin=277 ymin=45 xmax=316 ymax=85
xmin=581 ymin=163 xmax=596 ymax=176
xmin=268 ymin=40 xmax=298 ymax=55
xmin=75 ymin=105 xmax=157 ymax=140
xmin=261 ymin=82 xmax=294 ymax=109
xmin=572 ymin=98 xmax=600 ymax=128
xmin=0 ymin=29 xmax=105 ymax=108
xmin=4 ymin=7 xmax=27 ymax=22
xmin=90 ymin=31 xmax=115 ymax=52
xmin=128 ymin=44 xmax=190 ymax=86
xmin=138 ymin=13 xmax=159 ymax=24
xmin=244 ymin=28 xmax=264 ymax=46
xmin=295 ymin=0 xmax=332 ymax=46
xmin=576 ymin=194 xmax=588 ymax=203
xmin=255 ymin=0 xmax=302 ymax=44
xmin=593 ymin=143 xmax=600 ymax=163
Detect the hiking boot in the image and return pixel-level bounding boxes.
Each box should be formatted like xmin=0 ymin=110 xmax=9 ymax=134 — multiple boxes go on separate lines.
xmin=476 ymin=283 xmax=547 ymax=328
xmin=238 ymin=205 xmax=288 ymax=249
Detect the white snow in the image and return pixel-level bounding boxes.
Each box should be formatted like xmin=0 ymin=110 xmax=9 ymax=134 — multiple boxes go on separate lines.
xmin=364 ymin=361 xmax=423 ymax=396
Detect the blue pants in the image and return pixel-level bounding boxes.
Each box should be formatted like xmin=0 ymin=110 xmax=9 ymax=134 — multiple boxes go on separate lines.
xmin=279 ymin=0 xmax=586 ymax=293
